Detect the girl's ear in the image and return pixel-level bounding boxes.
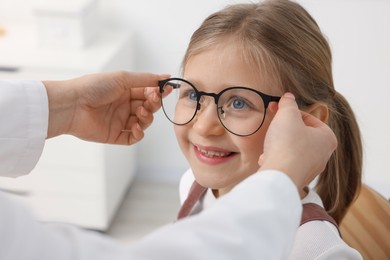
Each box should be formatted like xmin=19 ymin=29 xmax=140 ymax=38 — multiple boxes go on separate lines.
xmin=305 ymin=102 xmax=329 ymax=123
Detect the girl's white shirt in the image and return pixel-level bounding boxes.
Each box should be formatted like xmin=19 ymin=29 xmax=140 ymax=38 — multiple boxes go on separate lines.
xmin=0 ymin=79 xmax=306 ymax=260
xmin=180 ymin=169 xmax=363 ymax=260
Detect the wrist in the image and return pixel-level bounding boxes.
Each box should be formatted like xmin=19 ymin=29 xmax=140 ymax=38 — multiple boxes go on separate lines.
xmin=43 ymin=80 xmax=77 ymax=138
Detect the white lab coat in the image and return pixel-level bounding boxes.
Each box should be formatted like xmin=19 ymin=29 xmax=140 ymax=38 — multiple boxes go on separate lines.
xmin=180 ymin=170 xmax=363 ymax=260
xmin=0 ymin=80 xmax=302 ymax=260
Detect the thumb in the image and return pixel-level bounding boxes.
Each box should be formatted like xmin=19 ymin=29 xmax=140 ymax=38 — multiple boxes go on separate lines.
xmin=275 ymin=93 xmax=302 ymax=120
xmin=123 ymin=72 xmax=169 ymax=88
xmin=278 ymin=92 xmax=298 ymax=109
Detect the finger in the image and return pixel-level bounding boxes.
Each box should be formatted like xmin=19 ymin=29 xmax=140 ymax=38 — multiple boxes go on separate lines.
xmin=125 ymin=72 xmax=169 ymax=99
xmin=160 ymin=85 xmax=173 ymax=98
xmin=130 ymin=100 xmax=145 ymax=115
xmin=144 ymin=86 xmax=159 ymax=97
xmin=131 ymin=87 xmax=148 ymax=101
xmin=277 ymin=92 xmax=299 ymax=110
xmin=129 ymin=123 xmax=144 ymax=144
xmin=123 ymin=115 xmax=138 ymax=132
xmin=128 ymin=123 xmax=145 ymax=145
xmin=275 ymin=92 xmax=303 ymax=122
xmin=124 ymin=72 xmax=168 ymax=89
xmin=137 ymin=106 xmax=154 ymax=130
xmin=144 ymin=91 xmax=162 ymax=113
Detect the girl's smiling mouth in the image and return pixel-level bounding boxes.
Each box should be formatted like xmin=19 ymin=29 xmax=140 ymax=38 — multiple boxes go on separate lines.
xmin=193 ymin=144 xmax=237 ymax=165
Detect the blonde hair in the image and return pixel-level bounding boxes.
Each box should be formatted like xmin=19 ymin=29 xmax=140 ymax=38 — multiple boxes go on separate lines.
xmin=182 ymin=0 xmax=362 ymax=223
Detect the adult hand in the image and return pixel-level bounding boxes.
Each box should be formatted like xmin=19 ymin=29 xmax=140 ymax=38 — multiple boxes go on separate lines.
xmin=259 ymin=93 xmax=337 ymax=190
xmin=44 ymin=71 xmax=166 ymax=145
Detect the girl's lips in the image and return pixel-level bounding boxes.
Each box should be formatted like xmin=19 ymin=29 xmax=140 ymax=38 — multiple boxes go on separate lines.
xmin=193 ymin=144 xmax=237 ymax=165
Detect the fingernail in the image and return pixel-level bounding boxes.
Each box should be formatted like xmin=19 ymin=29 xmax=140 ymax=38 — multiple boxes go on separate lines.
xmin=136 ymin=123 xmax=142 ymax=131
xmin=284 ymin=92 xmax=295 ymax=100
xmin=140 ymin=107 xmax=148 ymax=116
xmin=144 ymin=87 xmax=152 ymax=96
xmin=152 ymin=92 xmax=159 ymax=102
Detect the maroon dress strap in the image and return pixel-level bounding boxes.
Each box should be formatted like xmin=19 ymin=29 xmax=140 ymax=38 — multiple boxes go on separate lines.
xmin=177 ymin=184 xmax=342 ymax=238
xmin=177 ymin=181 xmax=207 ymax=220
xmin=301 ymin=203 xmax=341 ymax=237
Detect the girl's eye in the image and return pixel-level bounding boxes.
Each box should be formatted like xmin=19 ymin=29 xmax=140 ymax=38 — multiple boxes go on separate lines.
xmin=229 ymin=97 xmax=249 ymax=110
xmin=188 ymin=90 xmax=197 ymax=101
xmin=179 ymin=88 xmax=197 ymax=101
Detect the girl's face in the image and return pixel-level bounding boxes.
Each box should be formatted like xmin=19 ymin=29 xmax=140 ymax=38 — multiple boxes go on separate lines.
xmin=175 ymin=43 xmax=282 ymax=196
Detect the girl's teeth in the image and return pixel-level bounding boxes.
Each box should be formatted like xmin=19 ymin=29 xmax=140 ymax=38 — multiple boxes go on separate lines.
xmin=197 ymin=146 xmax=230 ymax=157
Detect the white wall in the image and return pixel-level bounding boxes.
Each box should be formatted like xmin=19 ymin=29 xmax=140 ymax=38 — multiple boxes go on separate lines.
xmin=1 ymin=0 xmax=389 ymax=196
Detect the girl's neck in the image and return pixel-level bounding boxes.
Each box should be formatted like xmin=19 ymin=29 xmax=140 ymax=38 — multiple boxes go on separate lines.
xmin=213 ymin=186 xmax=309 ymax=200
xmin=300 ymin=187 xmax=309 ymax=199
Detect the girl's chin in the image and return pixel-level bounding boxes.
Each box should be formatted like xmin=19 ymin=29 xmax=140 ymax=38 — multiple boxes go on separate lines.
xmin=192 ymin=173 xmax=226 ymax=188
xmin=193 ymin=172 xmax=236 ymax=191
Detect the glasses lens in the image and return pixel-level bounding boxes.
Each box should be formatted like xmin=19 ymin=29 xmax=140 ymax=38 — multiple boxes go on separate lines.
xmin=161 ymin=79 xmax=198 ymax=125
xmin=218 ymin=88 xmax=266 ymax=136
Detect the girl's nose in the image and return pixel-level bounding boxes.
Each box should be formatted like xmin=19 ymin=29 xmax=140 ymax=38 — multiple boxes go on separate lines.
xmin=192 ymin=99 xmax=225 ymax=136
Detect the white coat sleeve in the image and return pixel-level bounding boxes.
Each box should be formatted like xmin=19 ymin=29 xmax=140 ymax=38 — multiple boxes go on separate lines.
xmin=0 ymin=170 xmax=302 ymax=260
xmin=0 ymin=80 xmax=48 ymax=177
xmin=128 ymin=170 xmax=302 ymax=260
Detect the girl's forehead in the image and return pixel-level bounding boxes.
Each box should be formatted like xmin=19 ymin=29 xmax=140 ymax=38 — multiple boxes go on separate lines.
xmin=183 ymin=44 xmax=281 ymax=95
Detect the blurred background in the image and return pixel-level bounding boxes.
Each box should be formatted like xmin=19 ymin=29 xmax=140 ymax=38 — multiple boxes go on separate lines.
xmin=0 ymin=0 xmax=389 ymax=234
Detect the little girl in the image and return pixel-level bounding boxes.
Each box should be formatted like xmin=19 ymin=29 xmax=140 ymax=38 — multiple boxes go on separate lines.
xmin=159 ymin=0 xmax=363 ymax=259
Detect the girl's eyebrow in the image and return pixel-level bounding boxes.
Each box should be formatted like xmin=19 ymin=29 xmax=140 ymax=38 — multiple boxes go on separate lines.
xmin=182 ymin=78 xmax=201 ymax=87
xmin=184 ymin=75 xmax=272 ymax=93
xmin=184 ymin=78 xmax=253 ymax=91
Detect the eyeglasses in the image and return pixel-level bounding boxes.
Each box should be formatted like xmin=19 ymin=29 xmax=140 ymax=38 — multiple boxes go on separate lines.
xmin=158 ymin=78 xmax=281 ymax=136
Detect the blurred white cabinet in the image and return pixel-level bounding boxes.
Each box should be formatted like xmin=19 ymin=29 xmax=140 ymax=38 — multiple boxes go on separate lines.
xmin=0 ymin=24 xmax=137 ymax=230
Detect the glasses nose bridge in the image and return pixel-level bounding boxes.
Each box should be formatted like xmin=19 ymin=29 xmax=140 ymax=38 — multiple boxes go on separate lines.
xmin=197 ymin=91 xmax=219 ymax=108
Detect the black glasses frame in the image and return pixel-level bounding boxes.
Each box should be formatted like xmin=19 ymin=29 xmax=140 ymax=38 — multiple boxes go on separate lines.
xmin=158 ymin=77 xmax=281 ymax=136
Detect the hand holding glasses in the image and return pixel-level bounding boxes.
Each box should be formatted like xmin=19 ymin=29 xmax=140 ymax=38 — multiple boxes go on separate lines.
xmin=158 ymin=78 xmax=281 ymax=136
